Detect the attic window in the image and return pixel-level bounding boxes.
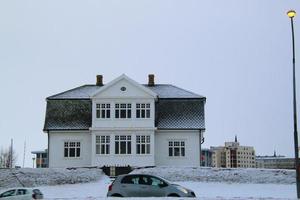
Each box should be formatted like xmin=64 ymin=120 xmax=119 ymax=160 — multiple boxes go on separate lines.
xmin=120 ymin=87 xmax=126 ymax=91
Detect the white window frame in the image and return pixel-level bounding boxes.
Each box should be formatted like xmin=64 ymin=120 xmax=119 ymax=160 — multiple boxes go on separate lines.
xmin=64 ymin=141 xmax=81 ymax=158
xmin=136 ymin=103 xmax=151 ymax=118
xmin=115 ymin=103 xmax=132 ymax=119
xmin=168 ymin=140 xmax=185 ymax=157
xmin=136 ymin=135 xmax=151 ymax=154
xmin=115 ymin=135 xmax=132 ymax=154
xmin=96 ymin=135 xmax=110 ymax=155
xmin=96 ymin=103 xmax=111 ymax=119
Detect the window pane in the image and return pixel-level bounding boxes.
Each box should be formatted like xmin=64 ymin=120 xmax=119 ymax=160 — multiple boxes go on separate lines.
xmin=174 ymin=147 xmax=180 ymax=156
xmin=141 ymin=110 xmax=145 ymax=118
xmin=106 ymin=145 xmax=110 ymax=154
xmin=115 ymin=142 xmax=119 ymax=154
xmin=127 ymin=110 xmax=131 ymax=118
xmin=141 ymin=144 xmax=145 ymax=154
xmin=101 ymin=110 xmax=105 ymax=118
xmin=106 ymin=110 xmax=110 ymax=118
xmin=137 ymin=144 xmax=140 ymax=154
xmin=101 ymin=144 xmax=105 ymax=154
xmin=64 ymin=148 xmax=68 ymax=157
xmin=146 ymin=110 xmax=150 ymax=118
xmin=127 ymin=141 xmax=131 ymax=154
xmin=120 ymin=110 xmax=126 ymax=118
xmin=115 ymin=110 xmax=119 ymax=118
xmin=146 ymin=144 xmax=150 ymax=154
xmin=76 ymin=148 xmax=80 ymax=157
xmin=96 ymin=110 xmax=100 ymax=118
xmin=136 ymin=110 xmax=140 ymax=118
xmin=69 ymin=148 xmax=75 ymax=157
xmin=120 ymin=141 xmax=126 ymax=154
xmin=169 ymin=148 xmax=173 ymax=156
xmin=181 ymin=148 xmax=185 ymax=156
xmin=96 ymin=144 xmax=100 ymax=154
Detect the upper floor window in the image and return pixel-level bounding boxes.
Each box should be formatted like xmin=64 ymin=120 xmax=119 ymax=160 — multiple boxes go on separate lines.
xmin=96 ymin=135 xmax=110 ymax=154
xmin=168 ymin=141 xmax=185 ymax=157
xmin=136 ymin=103 xmax=150 ymax=118
xmin=115 ymin=104 xmax=131 ymax=119
xmin=96 ymin=103 xmax=111 ymax=119
xmin=136 ymin=135 xmax=150 ymax=154
xmin=64 ymin=141 xmax=80 ymax=158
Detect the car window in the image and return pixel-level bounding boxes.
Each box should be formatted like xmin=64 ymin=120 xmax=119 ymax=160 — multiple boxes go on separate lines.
xmin=0 ymin=190 xmax=16 ymax=198
xmin=148 ymin=176 xmax=167 ymax=187
xmin=121 ymin=175 xmax=139 ymax=184
xmin=16 ymin=189 xmax=27 ymax=195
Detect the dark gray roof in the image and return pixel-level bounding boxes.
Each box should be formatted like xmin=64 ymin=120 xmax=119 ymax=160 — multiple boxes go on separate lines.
xmin=44 ymin=84 xmax=205 ymax=131
xmin=156 ymin=99 xmax=205 ymax=129
xmin=43 ymin=100 xmax=92 ymax=131
xmin=47 ymin=84 xmax=204 ymax=99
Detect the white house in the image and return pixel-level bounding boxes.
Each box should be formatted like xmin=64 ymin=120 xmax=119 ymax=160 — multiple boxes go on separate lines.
xmin=43 ymin=74 xmax=206 ymax=168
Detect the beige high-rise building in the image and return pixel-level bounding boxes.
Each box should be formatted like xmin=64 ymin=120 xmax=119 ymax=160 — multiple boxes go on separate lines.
xmin=211 ymin=136 xmax=255 ymax=168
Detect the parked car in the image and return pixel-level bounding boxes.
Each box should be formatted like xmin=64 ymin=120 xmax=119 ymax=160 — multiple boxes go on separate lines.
xmin=107 ymin=174 xmax=196 ymax=197
xmin=0 ymin=188 xmax=43 ymax=199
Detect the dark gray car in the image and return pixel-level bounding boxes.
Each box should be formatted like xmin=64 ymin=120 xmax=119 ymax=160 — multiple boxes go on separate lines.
xmin=107 ymin=174 xmax=196 ymax=197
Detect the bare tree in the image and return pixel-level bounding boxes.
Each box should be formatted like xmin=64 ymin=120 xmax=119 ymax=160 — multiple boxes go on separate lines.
xmin=0 ymin=146 xmax=17 ymax=168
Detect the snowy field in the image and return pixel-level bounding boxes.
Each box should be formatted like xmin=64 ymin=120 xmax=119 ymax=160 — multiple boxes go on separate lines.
xmin=38 ymin=177 xmax=296 ymax=200
xmin=0 ymin=167 xmax=297 ymax=199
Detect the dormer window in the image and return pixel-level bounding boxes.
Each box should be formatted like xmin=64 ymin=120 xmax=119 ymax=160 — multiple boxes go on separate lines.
xmin=136 ymin=103 xmax=150 ymax=118
xmin=115 ymin=103 xmax=131 ymax=118
xmin=96 ymin=103 xmax=111 ymax=119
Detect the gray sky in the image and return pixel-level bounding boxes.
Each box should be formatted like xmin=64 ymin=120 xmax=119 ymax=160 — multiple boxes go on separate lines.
xmin=0 ymin=0 xmax=299 ymax=167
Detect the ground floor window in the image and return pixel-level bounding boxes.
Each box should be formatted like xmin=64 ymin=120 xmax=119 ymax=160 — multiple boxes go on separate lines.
xmin=115 ymin=135 xmax=131 ymax=154
xmin=64 ymin=141 xmax=80 ymax=158
xmin=136 ymin=135 xmax=150 ymax=154
xmin=96 ymin=135 xmax=110 ymax=154
xmin=168 ymin=141 xmax=185 ymax=157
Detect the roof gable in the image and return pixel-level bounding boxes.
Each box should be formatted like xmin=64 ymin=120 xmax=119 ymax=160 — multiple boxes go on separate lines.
xmin=91 ymin=74 xmax=157 ymax=99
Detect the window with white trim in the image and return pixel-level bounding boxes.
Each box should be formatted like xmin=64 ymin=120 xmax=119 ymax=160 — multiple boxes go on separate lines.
xmin=136 ymin=103 xmax=150 ymax=118
xmin=64 ymin=141 xmax=80 ymax=158
xmin=115 ymin=135 xmax=131 ymax=154
xmin=168 ymin=141 xmax=185 ymax=157
xmin=115 ymin=104 xmax=131 ymax=118
xmin=96 ymin=135 xmax=110 ymax=154
xmin=136 ymin=135 xmax=150 ymax=154
xmin=96 ymin=103 xmax=111 ymax=118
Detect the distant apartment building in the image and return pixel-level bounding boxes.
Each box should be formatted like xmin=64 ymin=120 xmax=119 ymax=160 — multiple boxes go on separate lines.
xmin=211 ymin=136 xmax=255 ymax=168
xmin=256 ymin=152 xmax=295 ymax=169
xmin=201 ymin=148 xmax=212 ymax=167
xmin=31 ymin=150 xmax=48 ymax=168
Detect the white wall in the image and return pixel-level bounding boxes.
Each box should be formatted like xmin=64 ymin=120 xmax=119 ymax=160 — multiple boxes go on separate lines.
xmin=155 ymin=130 xmax=201 ymax=166
xmin=92 ymin=78 xmax=156 ymax=128
xmin=92 ymin=130 xmax=155 ymax=167
xmin=49 ymin=131 xmax=92 ymax=168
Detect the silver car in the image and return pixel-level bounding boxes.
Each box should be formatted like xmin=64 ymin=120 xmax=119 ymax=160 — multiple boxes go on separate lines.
xmin=107 ymin=174 xmax=196 ymax=197
xmin=0 ymin=188 xmax=43 ymax=199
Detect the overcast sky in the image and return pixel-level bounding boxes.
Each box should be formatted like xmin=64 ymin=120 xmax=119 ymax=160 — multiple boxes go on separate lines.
xmin=0 ymin=0 xmax=300 ymax=167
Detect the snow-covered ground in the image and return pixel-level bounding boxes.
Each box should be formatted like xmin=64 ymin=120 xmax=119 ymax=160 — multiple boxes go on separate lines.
xmin=0 ymin=167 xmax=297 ymax=199
xmin=39 ymin=178 xmax=296 ymax=199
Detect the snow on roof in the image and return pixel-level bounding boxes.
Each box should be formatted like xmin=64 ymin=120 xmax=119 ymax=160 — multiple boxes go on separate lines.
xmin=47 ymin=84 xmax=204 ymax=99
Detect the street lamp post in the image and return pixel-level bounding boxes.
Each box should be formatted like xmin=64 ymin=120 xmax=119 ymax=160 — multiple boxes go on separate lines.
xmin=287 ymin=10 xmax=300 ymax=198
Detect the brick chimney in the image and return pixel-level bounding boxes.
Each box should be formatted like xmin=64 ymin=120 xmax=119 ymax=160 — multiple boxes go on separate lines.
xmin=148 ymin=74 xmax=155 ymax=86
xmin=96 ymin=75 xmax=103 ymax=86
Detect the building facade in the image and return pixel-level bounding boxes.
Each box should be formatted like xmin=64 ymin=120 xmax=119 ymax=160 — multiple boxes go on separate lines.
xmin=211 ymin=137 xmax=255 ymax=168
xmin=201 ymin=148 xmax=212 ymax=167
xmin=43 ymin=74 xmax=206 ymax=168
xmin=256 ymin=154 xmax=295 ymax=169
xmin=31 ymin=150 xmax=48 ymax=168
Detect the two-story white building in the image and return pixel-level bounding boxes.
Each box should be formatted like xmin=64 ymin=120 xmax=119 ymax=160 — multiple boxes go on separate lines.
xmin=43 ymin=74 xmax=205 ymax=168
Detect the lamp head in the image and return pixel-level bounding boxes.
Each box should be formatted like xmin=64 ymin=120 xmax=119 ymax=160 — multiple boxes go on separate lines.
xmin=287 ymin=10 xmax=296 ymax=18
